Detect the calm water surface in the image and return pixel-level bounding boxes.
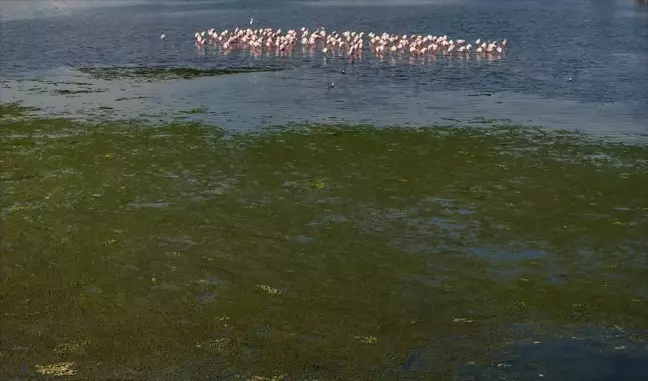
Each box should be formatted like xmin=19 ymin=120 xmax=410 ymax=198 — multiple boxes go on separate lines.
xmin=1 ymin=0 xmax=647 ymax=134
xmin=1 ymin=1 xmax=648 ymax=380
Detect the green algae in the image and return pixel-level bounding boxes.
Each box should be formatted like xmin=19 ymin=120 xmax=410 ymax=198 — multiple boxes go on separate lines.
xmin=180 ymin=106 xmax=209 ymax=114
xmin=0 ymin=102 xmax=39 ymax=118
xmin=1 ymin=108 xmax=647 ymax=379
xmin=115 ymin=96 xmax=148 ymax=101
xmin=77 ymin=66 xmax=283 ymax=81
xmin=23 ymin=79 xmax=94 ymax=86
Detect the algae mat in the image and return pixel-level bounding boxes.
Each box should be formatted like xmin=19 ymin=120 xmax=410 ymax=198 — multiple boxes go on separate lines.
xmin=76 ymin=66 xmax=283 ymax=81
xmin=1 ymin=107 xmax=647 ymax=380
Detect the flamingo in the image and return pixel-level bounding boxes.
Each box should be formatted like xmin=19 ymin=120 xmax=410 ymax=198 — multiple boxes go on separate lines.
xmin=191 ymin=24 xmax=507 ymax=62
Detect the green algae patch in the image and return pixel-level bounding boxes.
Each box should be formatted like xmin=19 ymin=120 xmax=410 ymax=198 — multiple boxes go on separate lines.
xmin=0 ymin=102 xmax=39 ymax=118
xmin=180 ymin=106 xmax=208 ymax=114
xmin=1 ymin=115 xmax=647 ymax=380
xmin=76 ymin=66 xmax=283 ymax=81
xmin=115 ymin=96 xmax=148 ymax=101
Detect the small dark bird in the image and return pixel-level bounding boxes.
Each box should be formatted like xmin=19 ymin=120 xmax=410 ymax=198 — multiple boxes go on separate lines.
xmin=341 ymin=69 xmax=345 ymax=75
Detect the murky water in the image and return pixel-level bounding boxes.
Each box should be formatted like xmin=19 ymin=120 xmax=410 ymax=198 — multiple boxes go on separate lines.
xmin=1 ymin=1 xmax=648 ymax=379
xmin=1 ymin=0 xmax=647 ymax=134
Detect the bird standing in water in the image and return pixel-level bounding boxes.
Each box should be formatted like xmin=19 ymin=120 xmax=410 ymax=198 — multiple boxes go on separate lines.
xmin=191 ymin=25 xmax=508 ymax=60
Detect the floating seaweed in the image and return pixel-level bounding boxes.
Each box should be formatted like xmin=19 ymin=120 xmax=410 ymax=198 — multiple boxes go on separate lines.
xmin=76 ymin=66 xmax=283 ymax=81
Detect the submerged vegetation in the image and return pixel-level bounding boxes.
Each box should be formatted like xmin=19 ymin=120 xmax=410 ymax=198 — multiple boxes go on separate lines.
xmin=0 ymin=102 xmax=39 ymax=118
xmin=76 ymin=66 xmax=283 ymax=81
xmin=180 ymin=106 xmax=209 ymax=114
xmin=1 ymin=102 xmax=647 ymax=379
xmin=52 ymin=88 xmax=107 ymax=95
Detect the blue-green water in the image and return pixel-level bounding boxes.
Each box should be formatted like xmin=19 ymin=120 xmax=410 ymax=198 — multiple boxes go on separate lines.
xmin=1 ymin=0 xmax=647 ymax=134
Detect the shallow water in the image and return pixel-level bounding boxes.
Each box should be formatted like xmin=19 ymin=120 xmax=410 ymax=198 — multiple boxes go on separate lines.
xmin=1 ymin=0 xmax=648 ymax=134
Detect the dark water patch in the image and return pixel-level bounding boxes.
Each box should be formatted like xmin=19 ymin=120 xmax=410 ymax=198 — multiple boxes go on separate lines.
xmin=458 ymin=327 xmax=648 ymax=381
xmin=545 ymin=274 xmax=568 ymax=285
xmin=469 ymin=247 xmax=547 ymax=262
xmin=198 ymin=276 xmax=222 ymax=286
xmin=26 ymin=86 xmax=49 ymax=94
xmin=52 ymin=88 xmax=107 ymax=95
xmin=114 ymin=96 xmax=148 ymax=101
xmin=76 ymin=66 xmax=284 ymax=81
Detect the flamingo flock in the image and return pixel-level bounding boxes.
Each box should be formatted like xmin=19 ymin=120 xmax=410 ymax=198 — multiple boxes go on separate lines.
xmin=192 ymin=26 xmax=508 ymax=60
